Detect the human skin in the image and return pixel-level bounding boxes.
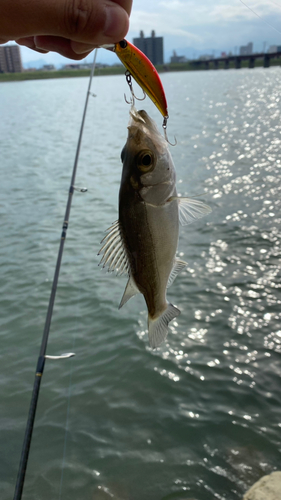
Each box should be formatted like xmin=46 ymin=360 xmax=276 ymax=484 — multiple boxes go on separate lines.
xmin=0 ymin=0 xmax=132 ymax=59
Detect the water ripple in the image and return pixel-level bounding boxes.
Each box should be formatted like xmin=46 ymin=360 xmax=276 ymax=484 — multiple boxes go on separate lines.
xmin=1 ymin=69 xmax=281 ymax=500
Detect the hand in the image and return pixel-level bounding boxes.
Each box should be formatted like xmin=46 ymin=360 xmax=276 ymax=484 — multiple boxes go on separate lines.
xmin=0 ymin=0 xmax=132 ymax=60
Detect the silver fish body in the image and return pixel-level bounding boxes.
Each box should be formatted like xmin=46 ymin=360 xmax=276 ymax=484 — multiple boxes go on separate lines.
xmin=99 ymin=107 xmax=211 ymax=348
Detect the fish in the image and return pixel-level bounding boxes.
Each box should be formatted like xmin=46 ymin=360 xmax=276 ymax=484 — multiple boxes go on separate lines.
xmin=101 ymin=40 xmax=168 ymax=119
xmin=98 ymin=107 xmax=211 ymax=348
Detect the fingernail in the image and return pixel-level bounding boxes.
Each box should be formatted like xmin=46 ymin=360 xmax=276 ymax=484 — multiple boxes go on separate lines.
xmin=34 ymin=46 xmax=49 ymax=53
xmin=103 ymin=4 xmax=129 ymax=38
xmin=16 ymin=37 xmax=35 ymax=49
xmin=33 ymin=36 xmax=51 ymax=53
xmin=70 ymin=41 xmax=96 ymax=54
xmin=35 ymin=49 xmax=49 ymax=53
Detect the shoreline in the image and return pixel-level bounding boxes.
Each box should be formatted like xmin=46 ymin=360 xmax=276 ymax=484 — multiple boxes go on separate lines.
xmin=0 ymin=58 xmax=280 ymax=83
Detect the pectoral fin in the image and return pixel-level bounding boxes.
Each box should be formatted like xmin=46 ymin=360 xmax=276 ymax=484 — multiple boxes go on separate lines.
xmin=167 ymin=259 xmax=187 ymax=288
xmin=119 ymin=275 xmax=140 ymax=309
xmin=148 ymin=304 xmax=180 ymax=349
xmin=178 ymin=197 xmax=212 ymax=225
xmin=168 ymin=197 xmax=211 ymax=226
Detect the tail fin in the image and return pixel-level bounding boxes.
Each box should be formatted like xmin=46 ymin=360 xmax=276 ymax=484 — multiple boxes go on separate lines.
xmin=148 ymin=304 xmax=180 ymax=349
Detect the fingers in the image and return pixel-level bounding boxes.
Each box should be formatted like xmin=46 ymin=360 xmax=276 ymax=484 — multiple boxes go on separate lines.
xmin=1 ymin=0 xmax=131 ymax=47
xmin=110 ymin=0 xmax=132 ymax=17
xmin=62 ymin=0 xmax=130 ymax=45
xmin=32 ymin=36 xmax=94 ymax=60
xmin=16 ymin=37 xmax=50 ymax=54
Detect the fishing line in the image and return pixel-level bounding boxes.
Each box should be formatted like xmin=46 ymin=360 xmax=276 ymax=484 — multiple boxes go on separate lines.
xmin=239 ymin=0 xmax=281 ymax=36
xmin=263 ymin=0 xmax=281 ymax=11
xmin=13 ymin=48 xmax=98 ymax=500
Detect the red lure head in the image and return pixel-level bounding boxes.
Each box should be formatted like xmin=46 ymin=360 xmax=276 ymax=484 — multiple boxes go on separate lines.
xmin=114 ymin=39 xmax=168 ymax=119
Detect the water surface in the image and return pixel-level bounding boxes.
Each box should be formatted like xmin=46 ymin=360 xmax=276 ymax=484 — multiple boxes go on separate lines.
xmin=1 ymin=67 xmax=281 ymax=500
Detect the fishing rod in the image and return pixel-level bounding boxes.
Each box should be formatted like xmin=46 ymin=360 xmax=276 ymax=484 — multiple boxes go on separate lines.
xmin=13 ymin=49 xmax=98 ymax=500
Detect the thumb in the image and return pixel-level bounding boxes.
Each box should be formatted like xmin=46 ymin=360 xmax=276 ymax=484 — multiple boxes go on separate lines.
xmin=61 ymin=0 xmax=131 ymax=45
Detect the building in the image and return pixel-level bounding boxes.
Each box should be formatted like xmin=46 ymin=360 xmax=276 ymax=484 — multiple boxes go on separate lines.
xmin=268 ymin=45 xmax=277 ymax=53
xmin=199 ymin=54 xmax=212 ymax=61
xmin=42 ymin=64 xmax=55 ymax=71
xmin=133 ymin=31 xmax=164 ymax=65
xmin=170 ymin=50 xmax=187 ymax=63
xmin=239 ymin=42 xmax=253 ymax=56
xmin=0 ymin=44 xmax=22 ymax=73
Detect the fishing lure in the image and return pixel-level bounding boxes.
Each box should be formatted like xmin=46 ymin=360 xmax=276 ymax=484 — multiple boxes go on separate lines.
xmin=101 ymin=39 xmax=168 ymax=120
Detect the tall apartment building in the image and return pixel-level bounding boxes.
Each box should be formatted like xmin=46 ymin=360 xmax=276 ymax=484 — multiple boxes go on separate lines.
xmin=133 ymin=31 xmax=164 ymax=65
xmin=0 ymin=45 xmax=22 ymax=73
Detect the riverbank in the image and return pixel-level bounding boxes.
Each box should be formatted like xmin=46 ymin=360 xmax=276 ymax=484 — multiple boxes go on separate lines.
xmin=0 ymin=57 xmax=280 ymax=82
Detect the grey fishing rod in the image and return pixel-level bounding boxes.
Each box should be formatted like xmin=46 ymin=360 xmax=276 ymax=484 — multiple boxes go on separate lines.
xmin=13 ymin=49 xmax=98 ymax=500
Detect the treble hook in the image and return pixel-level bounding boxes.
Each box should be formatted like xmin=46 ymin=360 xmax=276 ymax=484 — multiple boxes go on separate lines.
xmin=162 ymin=117 xmax=177 ymax=146
xmin=124 ymin=70 xmax=146 ymax=107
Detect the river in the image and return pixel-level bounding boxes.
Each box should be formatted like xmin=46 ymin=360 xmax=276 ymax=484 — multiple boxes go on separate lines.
xmin=0 ymin=66 xmax=281 ymax=500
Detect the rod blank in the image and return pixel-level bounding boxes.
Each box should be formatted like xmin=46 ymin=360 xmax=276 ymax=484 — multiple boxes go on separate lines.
xmin=13 ymin=50 xmax=98 ymax=500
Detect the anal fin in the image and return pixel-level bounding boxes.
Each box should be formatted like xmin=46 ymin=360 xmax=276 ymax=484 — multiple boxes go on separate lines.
xmin=119 ymin=275 xmax=140 ymax=309
xmin=148 ymin=304 xmax=180 ymax=349
xmin=167 ymin=259 xmax=187 ymax=288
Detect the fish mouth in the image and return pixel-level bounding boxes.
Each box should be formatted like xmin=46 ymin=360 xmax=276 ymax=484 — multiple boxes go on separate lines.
xmin=129 ymin=107 xmax=148 ymax=124
xmin=128 ymin=106 xmax=167 ymax=146
xmin=129 ymin=107 xmax=158 ymax=132
xmin=128 ymin=108 xmax=155 ymax=143
xmin=127 ymin=106 xmax=167 ymax=152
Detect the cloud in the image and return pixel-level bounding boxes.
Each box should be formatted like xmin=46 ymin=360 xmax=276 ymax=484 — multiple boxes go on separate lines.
xmin=129 ymin=8 xmax=202 ymax=42
xmin=19 ymin=0 xmax=281 ymax=63
xmin=130 ymin=0 xmax=281 ymax=31
xmin=128 ymin=0 xmax=281 ymax=53
xmin=208 ymin=1 xmax=281 ymax=23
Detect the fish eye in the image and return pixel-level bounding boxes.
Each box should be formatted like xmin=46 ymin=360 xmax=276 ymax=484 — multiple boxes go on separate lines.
xmin=119 ymin=40 xmax=127 ymax=49
xmin=137 ymin=150 xmax=154 ymax=172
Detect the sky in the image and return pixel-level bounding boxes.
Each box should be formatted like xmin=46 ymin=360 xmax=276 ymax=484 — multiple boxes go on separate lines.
xmin=17 ymin=0 xmax=281 ymax=67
